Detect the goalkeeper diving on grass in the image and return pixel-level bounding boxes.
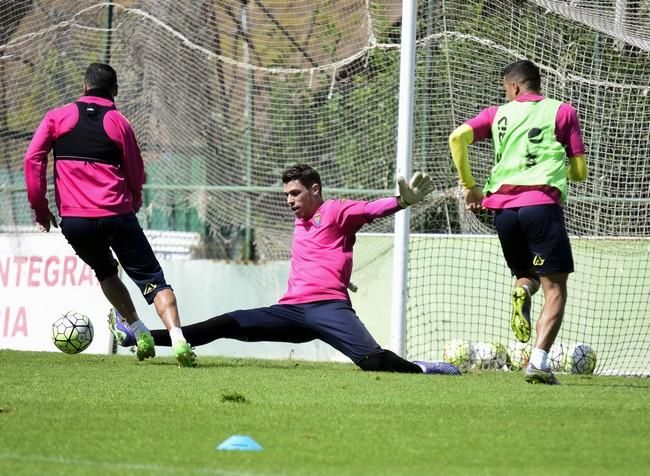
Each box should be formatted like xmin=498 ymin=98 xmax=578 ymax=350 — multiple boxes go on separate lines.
xmin=110 ymin=164 xmax=461 ymax=375
xmin=448 ymin=59 xmax=588 ymax=384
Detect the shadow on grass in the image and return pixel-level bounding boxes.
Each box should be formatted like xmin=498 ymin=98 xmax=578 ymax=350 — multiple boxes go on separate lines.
xmin=145 ymin=357 xmax=352 ymax=371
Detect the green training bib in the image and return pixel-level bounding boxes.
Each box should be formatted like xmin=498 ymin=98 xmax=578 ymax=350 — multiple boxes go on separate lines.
xmin=485 ymin=98 xmax=567 ymax=201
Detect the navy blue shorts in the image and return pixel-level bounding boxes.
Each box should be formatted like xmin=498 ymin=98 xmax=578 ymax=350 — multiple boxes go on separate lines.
xmin=228 ymin=300 xmax=382 ymax=363
xmin=60 ymin=213 xmax=171 ymax=304
xmin=494 ymin=205 xmax=574 ymax=277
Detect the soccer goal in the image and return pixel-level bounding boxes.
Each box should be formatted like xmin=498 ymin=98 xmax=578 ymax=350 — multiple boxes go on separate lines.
xmin=404 ymin=0 xmax=650 ymax=376
xmin=1 ymin=1 xmax=648 ymax=375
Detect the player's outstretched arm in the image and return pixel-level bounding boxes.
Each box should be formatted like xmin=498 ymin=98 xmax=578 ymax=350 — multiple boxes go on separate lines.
xmin=567 ymin=154 xmax=588 ymax=182
xmin=397 ymin=171 xmax=434 ymax=208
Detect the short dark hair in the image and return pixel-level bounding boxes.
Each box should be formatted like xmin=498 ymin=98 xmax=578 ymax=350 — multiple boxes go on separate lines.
xmin=281 ymin=164 xmax=322 ymax=192
xmin=501 ymin=60 xmax=541 ymax=92
xmin=84 ymin=63 xmax=118 ymax=92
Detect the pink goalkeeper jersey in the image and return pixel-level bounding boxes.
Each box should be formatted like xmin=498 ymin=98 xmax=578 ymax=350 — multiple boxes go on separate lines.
xmin=279 ymin=197 xmax=401 ymax=304
xmin=465 ymin=94 xmax=586 ymax=209
xmin=24 ymin=95 xmax=144 ymax=221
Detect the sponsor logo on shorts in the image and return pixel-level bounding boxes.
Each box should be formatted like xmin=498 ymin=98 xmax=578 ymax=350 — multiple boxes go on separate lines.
xmin=144 ymin=283 xmax=157 ymax=294
xmin=533 ymin=255 xmax=545 ymax=266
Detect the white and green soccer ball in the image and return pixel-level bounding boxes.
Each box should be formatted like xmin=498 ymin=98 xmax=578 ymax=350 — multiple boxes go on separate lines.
xmin=548 ymin=343 xmax=568 ymax=372
xmin=567 ymin=343 xmax=597 ymax=374
xmin=471 ymin=342 xmax=493 ymax=369
xmin=507 ymin=341 xmax=531 ymax=371
xmin=492 ymin=343 xmax=510 ymax=370
xmin=471 ymin=342 xmax=507 ymax=370
xmin=52 ymin=311 xmax=94 ymax=354
xmin=442 ymin=339 xmax=472 ymax=369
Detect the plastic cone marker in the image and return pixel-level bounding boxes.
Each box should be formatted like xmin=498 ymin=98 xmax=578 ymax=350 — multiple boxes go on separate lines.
xmin=216 ymin=435 xmax=263 ymax=451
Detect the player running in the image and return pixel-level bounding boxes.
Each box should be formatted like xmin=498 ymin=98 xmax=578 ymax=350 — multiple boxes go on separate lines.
xmin=24 ymin=63 xmax=195 ymax=367
xmin=111 ymin=164 xmax=461 ymax=376
xmin=448 ymin=59 xmax=588 ymax=384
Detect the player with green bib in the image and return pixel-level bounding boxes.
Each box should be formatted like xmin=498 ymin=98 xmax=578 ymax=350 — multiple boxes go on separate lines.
xmin=449 ymin=60 xmax=588 ymax=384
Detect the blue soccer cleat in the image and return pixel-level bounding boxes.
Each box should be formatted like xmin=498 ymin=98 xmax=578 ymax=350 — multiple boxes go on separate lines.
xmin=414 ymin=360 xmax=462 ymax=375
xmin=107 ymin=308 xmax=136 ymax=347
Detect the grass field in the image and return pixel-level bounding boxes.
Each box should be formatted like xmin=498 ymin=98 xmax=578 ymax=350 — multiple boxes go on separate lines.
xmin=1 ymin=350 xmax=648 ymax=476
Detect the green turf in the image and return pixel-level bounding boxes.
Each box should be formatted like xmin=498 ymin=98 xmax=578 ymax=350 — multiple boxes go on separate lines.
xmin=0 ymin=350 xmax=648 ymax=476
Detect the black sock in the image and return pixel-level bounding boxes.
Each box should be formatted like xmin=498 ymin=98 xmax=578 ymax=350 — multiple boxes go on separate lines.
xmin=150 ymin=314 xmax=240 ymax=347
xmin=356 ymin=349 xmax=422 ymax=373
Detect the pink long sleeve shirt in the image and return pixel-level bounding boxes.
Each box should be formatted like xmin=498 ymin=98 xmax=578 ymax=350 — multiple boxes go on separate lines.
xmin=465 ymin=94 xmax=586 ymax=209
xmin=279 ymin=197 xmax=401 ymax=304
xmin=24 ymin=95 xmax=145 ymax=221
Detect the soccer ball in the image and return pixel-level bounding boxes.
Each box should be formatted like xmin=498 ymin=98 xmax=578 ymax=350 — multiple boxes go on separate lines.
xmin=442 ymin=339 xmax=472 ymax=369
xmin=471 ymin=342 xmax=494 ymax=369
xmin=471 ymin=342 xmax=496 ymax=369
xmin=548 ymin=343 xmax=568 ymax=372
xmin=507 ymin=341 xmax=531 ymax=371
xmin=472 ymin=342 xmax=509 ymax=370
xmin=567 ymin=343 xmax=597 ymax=374
xmin=492 ymin=343 xmax=510 ymax=369
xmin=52 ymin=311 xmax=94 ymax=354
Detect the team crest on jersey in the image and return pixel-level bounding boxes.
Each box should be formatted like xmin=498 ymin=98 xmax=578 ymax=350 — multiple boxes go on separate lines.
xmin=312 ymin=213 xmax=321 ymax=227
xmin=533 ymin=255 xmax=545 ymax=266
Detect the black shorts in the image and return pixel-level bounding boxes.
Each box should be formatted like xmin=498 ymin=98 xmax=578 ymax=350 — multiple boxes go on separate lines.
xmin=228 ymin=300 xmax=382 ymax=364
xmin=494 ymin=205 xmax=574 ymax=277
xmin=60 ymin=213 xmax=171 ymax=304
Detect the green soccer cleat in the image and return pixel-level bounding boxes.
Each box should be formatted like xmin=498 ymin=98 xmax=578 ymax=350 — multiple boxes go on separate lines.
xmin=136 ymin=333 xmax=156 ymax=361
xmin=173 ymin=341 xmax=197 ymax=368
xmin=511 ymin=286 xmax=532 ymax=343
xmin=525 ymin=364 xmax=560 ymax=385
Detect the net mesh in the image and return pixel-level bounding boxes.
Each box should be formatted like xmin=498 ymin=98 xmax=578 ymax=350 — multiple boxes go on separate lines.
xmin=407 ymin=0 xmax=650 ymax=376
xmin=0 ymin=0 xmax=407 ymax=260
xmin=1 ymin=0 xmax=648 ymax=375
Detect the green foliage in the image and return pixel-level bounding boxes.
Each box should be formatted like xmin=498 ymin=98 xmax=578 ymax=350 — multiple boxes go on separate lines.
xmin=0 ymin=350 xmax=648 ymax=475
xmin=265 ymin=49 xmax=399 ymax=191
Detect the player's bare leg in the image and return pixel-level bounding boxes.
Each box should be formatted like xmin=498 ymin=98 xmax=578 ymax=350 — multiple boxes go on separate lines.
xmin=525 ymin=272 xmax=567 ymax=385
xmin=535 ymin=273 xmax=567 ymax=351
xmin=100 ymin=275 xmax=139 ymax=324
xmin=153 ymin=289 xmax=196 ymax=367
xmin=153 ymin=288 xmax=181 ymax=329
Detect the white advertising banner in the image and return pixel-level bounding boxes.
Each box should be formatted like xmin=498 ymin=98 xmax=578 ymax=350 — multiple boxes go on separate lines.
xmin=0 ymin=232 xmax=112 ymax=354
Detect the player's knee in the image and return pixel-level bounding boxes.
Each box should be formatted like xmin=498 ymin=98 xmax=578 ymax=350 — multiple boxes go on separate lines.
xmin=149 ymin=285 xmax=175 ymax=306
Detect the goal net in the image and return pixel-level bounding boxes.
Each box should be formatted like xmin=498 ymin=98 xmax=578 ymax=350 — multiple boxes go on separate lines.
xmin=0 ymin=0 xmax=407 ymax=261
xmin=407 ymin=0 xmax=650 ymax=376
xmin=1 ymin=0 xmax=648 ymax=375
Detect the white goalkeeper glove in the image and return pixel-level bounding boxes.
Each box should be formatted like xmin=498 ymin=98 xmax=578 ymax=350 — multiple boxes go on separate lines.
xmin=397 ymin=171 xmax=434 ymax=208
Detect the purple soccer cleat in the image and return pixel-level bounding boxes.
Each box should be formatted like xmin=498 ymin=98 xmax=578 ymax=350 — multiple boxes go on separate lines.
xmin=107 ymin=308 xmax=136 ymax=347
xmin=414 ymin=360 xmax=462 ymax=375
